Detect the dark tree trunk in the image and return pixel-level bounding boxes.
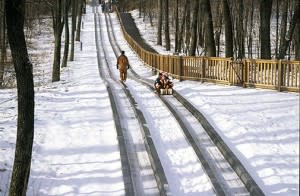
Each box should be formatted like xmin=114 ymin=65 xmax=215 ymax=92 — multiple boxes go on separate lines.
xmin=62 ymin=0 xmax=71 ymax=68
xmin=178 ymin=0 xmax=188 ymax=52
xmin=248 ymin=0 xmax=254 ymax=58
xmin=164 ymin=0 xmax=170 ymax=50
xmin=278 ymin=0 xmax=300 ymax=59
xmin=202 ymin=0 xmax=216 ymax=56
xmin=6 ymin=0 xmax=35 ymax=195
xmin=0 ymin=0 xmax=5 ymax=87
xmin=174 ymin=0 xmax=179 ymax=52
xmin=223 ymin=0 xmax=233 ymax=57
xmin=260 ymin=0 xmax=273 ymax=59
xmin=157 ymin=0 xmax=162 ymax=45
xmin=69 ymin=0 xmax=77 ymax=61
xmin=275 ymin=0 xmax=279 ymax=58
xmin=234 ymin=0 xmax=245 ymax=59
xmin=295 ymin=22 xmax=300 ymax=60
xmin=184 ymin=0 xmax=191 ymax=54
xmin=52 ymin=0 xmax=64 ymax=82
xmin=75 ymin=0 xmax=83 ymax=41
xmin=189 ymin=0 xmax=200 ymax=56
xmin=278 ymin=0 xmax=288 ymax=59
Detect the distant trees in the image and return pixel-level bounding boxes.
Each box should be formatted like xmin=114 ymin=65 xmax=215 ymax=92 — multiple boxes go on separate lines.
xmin=126 ymin=0 xmax=300 ymax=60
xmin=0 ymin=0 xmax=86 ymax=86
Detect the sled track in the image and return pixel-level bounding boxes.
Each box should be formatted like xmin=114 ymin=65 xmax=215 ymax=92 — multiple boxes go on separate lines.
xmin=93 ymin=2 xmax=169 ymax=195
xmin=104 ymin=9 xmax=265 ymax=196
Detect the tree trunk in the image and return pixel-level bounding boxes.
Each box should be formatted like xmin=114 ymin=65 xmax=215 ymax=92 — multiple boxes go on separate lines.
xmin=260 ymin=0 xmax=272 ymax=59
xmin=234 ymin=0 xmax=245 ymax=59
xmin=0 ymin=0 xmax=5 ymax=87
xmin=278 ymin=0 xmax=288 ymax=59
xmin=275 ymin=0 xmax=279 ymax=58
xmin=215 ymin=2 xmax=222 ymax=57
xmin=62 ymin=0 xmax=71 ymax=68
xmin=75 ymin=0 xmax=83 ymax=41
xmin=189 ymin=0 xmax=200 ymax=56
xmin=164 ymin=0 xmax=170 ymax=51
xmin=6 ymin=0 xmax=35 ymax=195
xmin=223 ymin=0 xmax=233 ymax=57
xmin=174 ymin=0 xmax=179 ymax=52
xmin=295 ymin=22 xmax=300 ymax=60
xmin=278 ymin=0 xmax=300 ymax=59
xmin=69 ymin=0 xmax=77 ymax=61
xmin=52 ymin=0 xmax=64 ymax=82
xmin=178 ymin=0 xmax=188 ymax=53
xmin=184 ymin=0 xmax=190 ymax=54
xmin=157 ymin=0 xmax=162 ymax=45
xmin=202 ymin=0 xmax=216 ymax=57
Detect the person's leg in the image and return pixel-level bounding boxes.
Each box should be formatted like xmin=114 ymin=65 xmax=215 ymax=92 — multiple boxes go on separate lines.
xmin=119 ymin=71 xmax=123 ymax=81
xmin=123 ymin=70 xmax=127 ymax=81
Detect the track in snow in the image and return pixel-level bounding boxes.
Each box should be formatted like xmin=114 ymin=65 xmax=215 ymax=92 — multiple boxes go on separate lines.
xmin=93 ymin=1 xmax=262 ymax=195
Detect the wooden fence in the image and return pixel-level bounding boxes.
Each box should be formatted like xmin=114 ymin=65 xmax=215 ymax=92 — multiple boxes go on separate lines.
xmin=116 ymin=11 xmax=300 ymax=93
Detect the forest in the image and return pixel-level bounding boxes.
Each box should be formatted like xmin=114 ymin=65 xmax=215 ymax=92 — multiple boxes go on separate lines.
xmin=121 ymin=0 xmax=300 ymax=60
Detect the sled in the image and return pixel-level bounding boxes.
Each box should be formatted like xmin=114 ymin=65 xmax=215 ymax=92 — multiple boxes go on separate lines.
xmin=160 ymin=88 xmax=173 ymax=95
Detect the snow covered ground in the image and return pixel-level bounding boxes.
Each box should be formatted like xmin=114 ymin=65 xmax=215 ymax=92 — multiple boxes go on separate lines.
xmin=120 ymin=10 xmax=300 ymax=195
xmin=0 ymin=4 xmax=299 ymax=196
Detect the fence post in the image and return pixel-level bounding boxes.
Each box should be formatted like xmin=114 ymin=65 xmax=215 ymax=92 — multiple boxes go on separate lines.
xmin=278 ymin=59 xmax=282 ymax=92
xmin=179 ymin=56 xmax=183 ymax=81
xmin=243 ymin=59 xmax=247 ymax=88
xmin=201 ymin=57 xmax=206 ymax=83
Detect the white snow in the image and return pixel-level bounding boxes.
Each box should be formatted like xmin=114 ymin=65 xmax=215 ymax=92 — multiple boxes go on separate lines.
xmin=0 ymin=3 xmax=299 ymax=196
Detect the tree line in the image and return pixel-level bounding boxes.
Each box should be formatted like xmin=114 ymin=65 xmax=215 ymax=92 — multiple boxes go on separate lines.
xmin=1 ymin=0 xmax=85 ymax=195
xmin=0 ymin=0 xmax=86 ymax=88
xmin=120 ymin=0 xmax=300 ymax=60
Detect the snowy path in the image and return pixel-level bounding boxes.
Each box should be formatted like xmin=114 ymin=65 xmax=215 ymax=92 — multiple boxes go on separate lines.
xmin=97 ymin=5 xmax=217 ymax=195
xmin=26 ymin=8 xmax=126 ymax=195
xmin=105 ymin=10 xmax=251 ymax=196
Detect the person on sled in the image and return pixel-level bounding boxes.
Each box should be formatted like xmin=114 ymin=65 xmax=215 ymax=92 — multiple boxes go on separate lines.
xmin=161 ymin=73 xmax=173 ymax=94
xmin=154 ymin=72 xmax=163 ymax=94
xmin=116 ymin=51 xmax=130 ymax=82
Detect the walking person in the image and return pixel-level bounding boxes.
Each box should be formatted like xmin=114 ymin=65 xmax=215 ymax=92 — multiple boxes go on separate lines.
xmin=116 ymin=51 xmax=130 ymax=82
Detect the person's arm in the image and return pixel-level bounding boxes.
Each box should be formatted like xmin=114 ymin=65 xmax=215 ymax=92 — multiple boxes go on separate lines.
xmin=126 ymin=56 xmax=130 ymax=69
xmin=116 ymin=57 xmax=119 ymax=69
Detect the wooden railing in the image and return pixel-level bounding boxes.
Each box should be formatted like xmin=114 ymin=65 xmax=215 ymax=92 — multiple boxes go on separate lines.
xmin=116 ymin=10 xmax=300 ymax=93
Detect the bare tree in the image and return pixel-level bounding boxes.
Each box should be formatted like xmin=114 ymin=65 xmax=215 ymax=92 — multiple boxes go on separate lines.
xmin=189 ymin=0 xmax=200 ymax=56
xmin=177 ymin=0 xmax=188 ymax=53
xmin=6 ymin=0 xmax=35 ymax=195
xmin=202 ymin=0 xmax=216 ymax=56
xmin=278 ymin=0 xmax=300 ymax=59
xmin=184 ymin=0 xmax=191 ymax=54
xmin=174 ymin=0 xmax=179 ymax=52
xmin=62 ymin=0 xmax=71 ymax=68
xmin=52 ymin=0 xmax=64 ymax=82
xmin=295 ymin=21 xmax=300 ymax=60
xmin=69 ymin=0 xmax=77 ymax=61
xmin=260 ymin=0 xmax=272 ymax=59
xmin=157 ymin=0 xmax=162 ymax=45
xmin=223 ymin=0 xmax=233 ymax=57
xmin=75 ymin=0 xmax=83 ymax=41
xmin=0 ymin=0 xmax=6 ymax=87
xmin=164 ymin=0 xmax=170 ymax=50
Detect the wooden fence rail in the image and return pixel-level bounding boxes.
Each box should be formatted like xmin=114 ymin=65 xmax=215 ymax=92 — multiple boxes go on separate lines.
xmin=116 ymin=10 xmax=300 ymax=93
